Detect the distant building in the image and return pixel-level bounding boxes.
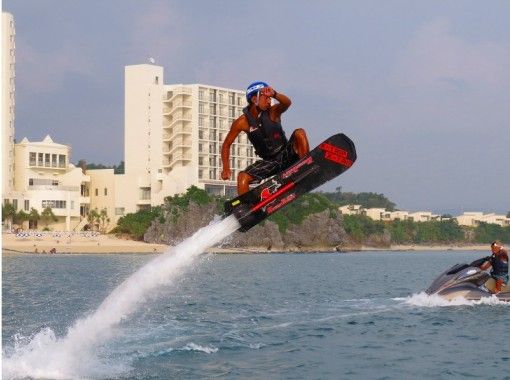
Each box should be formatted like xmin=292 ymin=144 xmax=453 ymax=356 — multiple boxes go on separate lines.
xmin=455 ymin=212 xmax=510 ymax=227
xmin=105 ymin=64 xmax=255 ymax=218
xmin=2 ymin=12 xmax=16 ymax=196
xmin=7 ymin=135 xmax=91 ymax=230
xmin=339 ymin=205 xmax=508 ymax=227
xmin=362 ymin=208 xmax=386 ymax=221
xmin=338 ymin=204 xmax=362 ymax=215
xmin=407 ymin=211 xmax=440 ymax=222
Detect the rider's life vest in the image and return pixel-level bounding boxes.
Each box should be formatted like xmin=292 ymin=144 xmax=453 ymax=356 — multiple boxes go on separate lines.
xmin=243 ymin=107 xmax=288 ymax=160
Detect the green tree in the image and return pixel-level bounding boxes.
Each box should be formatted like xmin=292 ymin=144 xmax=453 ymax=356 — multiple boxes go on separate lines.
xmin=320 ymin=188 xmax=396 ymax=210
xmin=13 ymin=210 xmax=30 ymax=226
xmin=87 ymin=209 xmax=100 ymax=230
xmin=97 ymin=208 xmax=111 ymax=233
xmin=28 ymin=208 xmax=40 ymax=229
xmin=2 ymin=202 xmax=16 ymax=230
xmin=41 ymin=207 xmax=58 ymax=230
xmin=112 ymin=207 xmax=163 ymax=240
xmin=114 ymin=160 xmax=125 ymax=174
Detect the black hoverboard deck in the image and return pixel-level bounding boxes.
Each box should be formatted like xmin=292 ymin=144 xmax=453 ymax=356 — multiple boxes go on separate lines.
xmin=224 ymin=133 xmax=357 ymax=232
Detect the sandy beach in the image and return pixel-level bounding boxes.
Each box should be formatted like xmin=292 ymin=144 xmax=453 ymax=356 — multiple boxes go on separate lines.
xmin=2 ymin=232 xmax=491 ymax=255
xmin=2 ymin=232 xmax=167 ymax=254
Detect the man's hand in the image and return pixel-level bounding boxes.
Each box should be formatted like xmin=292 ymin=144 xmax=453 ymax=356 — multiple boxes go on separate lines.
xmin=260 ymin=86 xmax=276 ymax=98
xmin=221 ymin=167 xmax=232 ymax=180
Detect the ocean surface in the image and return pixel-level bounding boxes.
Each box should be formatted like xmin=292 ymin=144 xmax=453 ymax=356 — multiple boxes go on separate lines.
xmin=3 ymin=250 xmax=510 ymax=379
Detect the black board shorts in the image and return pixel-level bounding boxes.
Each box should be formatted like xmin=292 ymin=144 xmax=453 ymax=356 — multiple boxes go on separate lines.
xmin=242 ymin=130 xmax=300 ymax=181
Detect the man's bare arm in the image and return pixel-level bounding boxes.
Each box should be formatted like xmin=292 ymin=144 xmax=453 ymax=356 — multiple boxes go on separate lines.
xmin=221 ymin=118 xmax=246 ymax=180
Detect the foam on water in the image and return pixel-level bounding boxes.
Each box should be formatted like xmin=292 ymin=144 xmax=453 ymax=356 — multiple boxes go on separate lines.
xmin=2 ymin=215 xmax=240 ymax=380
xmin=399 ymin=292 xmax=510 ymax=307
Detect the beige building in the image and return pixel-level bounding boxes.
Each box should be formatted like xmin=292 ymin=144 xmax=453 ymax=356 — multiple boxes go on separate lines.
xmin=455 ymin=212 xmax=510 ymax=227
xmin=2 ymin=12 xmax=16 ymax=196
xmin=338 ymin=204 xmax=363 ymax=215
xmin=6 ymin=135 xmax=91 ymax=230
xmin=107 ymin=64 xmax=256 ymax=219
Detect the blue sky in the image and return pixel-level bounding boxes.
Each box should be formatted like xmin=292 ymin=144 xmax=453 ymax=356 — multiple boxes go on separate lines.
xmin=3 ymin=0 xmax=509 ymax=213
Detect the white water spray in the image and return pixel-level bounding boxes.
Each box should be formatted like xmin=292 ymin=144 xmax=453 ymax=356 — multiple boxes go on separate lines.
xmin=3 ymin=215 xmax=240 ymax=379
xmin=399 ymin=292 xmax=510 ymax=307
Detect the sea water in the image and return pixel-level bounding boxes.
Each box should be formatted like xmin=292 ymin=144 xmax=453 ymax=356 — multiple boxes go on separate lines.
xmin=3 ymin=249 xmax=510 ymax=379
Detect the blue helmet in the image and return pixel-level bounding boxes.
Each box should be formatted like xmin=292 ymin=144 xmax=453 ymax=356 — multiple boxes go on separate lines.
xmin=246 ymin=81 xmax=269 ymax=103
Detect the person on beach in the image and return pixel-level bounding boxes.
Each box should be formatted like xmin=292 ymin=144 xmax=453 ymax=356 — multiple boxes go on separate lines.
xmin=477 ymin=241 xmax=509 ymax=294
xmin=221 ymin=81 xmax=310 ymax=195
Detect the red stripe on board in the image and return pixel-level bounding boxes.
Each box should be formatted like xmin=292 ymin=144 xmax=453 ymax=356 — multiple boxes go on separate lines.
xmin=251 ymin=182 xmax=296 ymax=213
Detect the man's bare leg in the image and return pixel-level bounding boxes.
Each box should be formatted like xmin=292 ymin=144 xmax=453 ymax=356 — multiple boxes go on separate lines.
xmin=293 ymin=128 xmax=310 ymax=158
xmin=237 ymin=172 xmax=254 ymax=195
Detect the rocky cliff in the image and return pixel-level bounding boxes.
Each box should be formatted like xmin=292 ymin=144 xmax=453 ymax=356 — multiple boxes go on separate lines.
xmin=144 ymin=202 xmax=352 ymax=251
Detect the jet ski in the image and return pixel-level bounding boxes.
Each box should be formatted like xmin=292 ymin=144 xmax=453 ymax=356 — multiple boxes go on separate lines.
xmin=425 ymin=259 xmax=510 ymax=301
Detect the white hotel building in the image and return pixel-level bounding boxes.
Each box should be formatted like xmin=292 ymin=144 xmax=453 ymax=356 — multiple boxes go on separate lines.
xmin=109 ymin=64 xmax=256 ymax=218
xmin=2 ymin=12 xmax=15 ymax=196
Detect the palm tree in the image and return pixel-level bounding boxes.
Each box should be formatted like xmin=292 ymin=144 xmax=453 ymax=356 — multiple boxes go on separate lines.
xmin=87 ymin=209 xmax=100 ymax=231
xmin=41 ymin=207 xmax=58 ymax=230
xmin=14 ymin=210 xmax=30 ymax=228
xmin=28 ymin=208 xmax=40 ymax=229
xmin=97 ymin=208 xmax=111 ymax=233
xmin=2 ymin=202 xmax=16 ymax=230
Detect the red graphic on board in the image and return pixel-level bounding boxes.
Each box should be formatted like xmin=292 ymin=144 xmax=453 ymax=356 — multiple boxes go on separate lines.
xmin=319 ymin=143 xmax=353 ymax=168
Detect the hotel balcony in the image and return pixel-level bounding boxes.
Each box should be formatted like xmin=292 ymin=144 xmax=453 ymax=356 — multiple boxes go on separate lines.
xmin=163 ymin=115 xmax=192 ymax=130
xmin=163 ymin=87 xmax=192 ymax=102
xmin=29 ymin=162 xmax=67 ymax=170
xmin=163 ymin=152 xmax=192 ymax=168
xmin=162 ymin=100 xmax=192 ymax=114
xmin=28 ymin=185 xmax=80 ymax=192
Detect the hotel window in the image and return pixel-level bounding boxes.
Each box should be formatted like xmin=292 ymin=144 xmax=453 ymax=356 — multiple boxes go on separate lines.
xmin=219 ymin=93 xmax=224 ymax=103
xmin=29 ymin=152 xmax=36 ymax=166
xmin=24 ymin=200 xmax=29 ymax=211
xmin=209 ymin=90 xmax=216 ymax=102
xmin=199 ymin=89 xmax=204 ymax=100
xmin=12 ymin=199 xmax=18 ymax=211
xmin=199 ymin=102 xmax=205 ymax=114
xmin=38 ymin=153 xmax=43 ymax=166
xmin=199 ymin=143 xmax=203 ymax=152
xmin=229 ymin=106 xmax=236 ymax=118
xmin=199 ymin=116 xmax=204 ymax=126
xmin=209 ymin=104 xmax=216 ymax=115
xmin=52 ymin=154 xmax=57 ymax=167
xmin=104 ymin=188 xmax=108 ymax=196
xmin=115 ymin=207 xmax=125 ymax=216
xmin=198 ymin=169 xmax=203 ymax=179
xmin=59 ymin=155 xmax=66 ymax=168
xmin=95 ymin=188 xmax=98 ymax=196
xmin=210 ymin=117 xmax=216 ymax=128
xmin=209 ymin=130 xmax=216 ymax=140
xmin=198 ymin=129 xmax=204 ymax=139
xmin=45 ymin=153 xmax=50 ymax=167
xmin=229 ymin=92 xmax=235 ymax=105
xmin=198 ymin=156 xmax=204 ymax=165
xmin=140 ymin=188 xmax=151 ymax=200
xmin=154 ymin=76 xmax=159 ymax=84
xmin=209 ymin=169 xmax=216 ymax=179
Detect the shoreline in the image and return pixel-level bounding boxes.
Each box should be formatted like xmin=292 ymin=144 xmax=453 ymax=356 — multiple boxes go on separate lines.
xmin=2 ymin=232 xmax=490 ymax=255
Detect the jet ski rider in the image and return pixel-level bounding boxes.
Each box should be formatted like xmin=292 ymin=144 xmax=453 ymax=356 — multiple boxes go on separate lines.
xmin=221 ymin=82 xmax=310 ymax=195
xmin=478 ymin=241 xmax=509 ymax=294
